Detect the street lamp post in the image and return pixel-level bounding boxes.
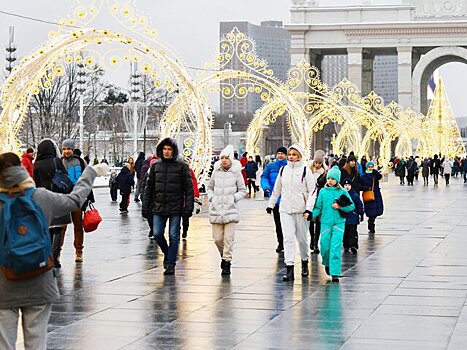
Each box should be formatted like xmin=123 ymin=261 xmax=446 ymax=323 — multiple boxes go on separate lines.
xmin=130 ymin=61 xmax=141 ymax=154
xmin=5 ymin=26 xmax=17 ymax=75
xmin=224 ymin=113 xmax=233 ymax=147
xmin=76 ymin=58 xmax=86 ymax=151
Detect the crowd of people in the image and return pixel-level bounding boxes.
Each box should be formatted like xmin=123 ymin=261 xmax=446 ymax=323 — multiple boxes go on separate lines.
xmin=2 ymin=135 xmax=467 ymax=349
xmin=393 ymin=154 xmax=467 ymax=186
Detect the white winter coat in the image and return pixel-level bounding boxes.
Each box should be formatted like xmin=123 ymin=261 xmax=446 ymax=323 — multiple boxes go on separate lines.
xmin=268 ymin=160 xmax=317 ymax=214
xmin=207 ymin=160 xmax=246 ymax=224
xmin=443 ymin=160 xmax=452 ymax=174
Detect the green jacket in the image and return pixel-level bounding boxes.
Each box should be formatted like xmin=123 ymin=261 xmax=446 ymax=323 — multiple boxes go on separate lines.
xmin=312 ymin=185 xmax=355 ymax=225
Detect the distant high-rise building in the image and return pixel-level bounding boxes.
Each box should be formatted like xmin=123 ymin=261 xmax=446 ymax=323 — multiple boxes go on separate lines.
xmin=321 ymin=54 xmax=398 ymax=104
xmin=373 ymin=55 xmax=398 ymax=104
xmin=219 ymin=21 xmax=291 ymax=132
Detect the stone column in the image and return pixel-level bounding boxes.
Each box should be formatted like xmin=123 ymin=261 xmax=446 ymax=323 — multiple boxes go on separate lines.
xmin=347 ymin=47 xmax=363 ymax=93
xmin=397 ymin=46 xmax=413 ymax=108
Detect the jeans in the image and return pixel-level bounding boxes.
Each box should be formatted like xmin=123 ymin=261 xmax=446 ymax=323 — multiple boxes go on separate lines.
xmin=0 ymin=304 xmax=52 ymax=350
xmin=153 ymin=215 xmax=182 ymax=266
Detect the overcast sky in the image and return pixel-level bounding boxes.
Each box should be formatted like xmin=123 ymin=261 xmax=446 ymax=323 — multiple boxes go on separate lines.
xmin=1 ymin=0 xmax=466 ymax=117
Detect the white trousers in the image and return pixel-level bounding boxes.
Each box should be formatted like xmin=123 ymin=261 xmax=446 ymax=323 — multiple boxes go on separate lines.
xmin=0 ymin=304 xmax=52 ymax=350
xmin=280 ymin=212 xmax=310 ymax=266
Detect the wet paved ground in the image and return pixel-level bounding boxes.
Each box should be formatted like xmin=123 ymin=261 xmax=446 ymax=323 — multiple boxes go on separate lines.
xmin=17 ymin=173 xmax=467 ymax=349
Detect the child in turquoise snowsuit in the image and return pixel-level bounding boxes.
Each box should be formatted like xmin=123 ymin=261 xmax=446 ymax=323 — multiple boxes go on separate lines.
xmin=312 ymin=166 xmax=355 ymax=282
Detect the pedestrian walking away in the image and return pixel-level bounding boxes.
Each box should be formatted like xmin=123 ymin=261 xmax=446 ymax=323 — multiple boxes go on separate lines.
xmin=312 ymin=166 xmax=355 ymax=282
xmin=21 ymin=147 xmax=35 ymax=177
xmin=443 ymin=157 xmax=452 ymax=185
xmin=430 ymin=154 xmax=441 ymax=186
xmin=245 ymin=156 xmax=259 ymax=196
xmin=267 ymin=145 xmax=316 ymax=282
xmin=33 ymin=139 xmax=70 ymax=268
xmin=360 ymin=162 xmax=384 ymax=234
xmin=116 ymin=163 xmax=135 ymax=214
xmin=109 ymin=171 xmax=118 ymax=202
xmin=207 ymin=145 xmax=246 ymax=276
xmin=421 ymin=157 xmax=430 ymax=186
xmin=260 ymin=146 xmax=288 ymax=253
xmin=0 ymin=152 xmax=108 ymax=350
xmin=133 ymin=152 xmax=145 ymax=202
xmin=142 ymin=138 xmax=194 ymax=276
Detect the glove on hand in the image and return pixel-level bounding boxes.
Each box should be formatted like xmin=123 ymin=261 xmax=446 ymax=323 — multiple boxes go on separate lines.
xmin=266 ymin=207 xmax=273 ymax=215
xmin=92 ymin=163 xmax=110 ymax=177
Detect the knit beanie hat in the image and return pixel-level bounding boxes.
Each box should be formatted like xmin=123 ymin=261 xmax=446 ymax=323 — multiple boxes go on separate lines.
xmin=366 ymin=161 xmax=375 ymax=167
xmin=62 ymin=139 xmax=75 ymax=150
xmin=276 ymin=146 xmax=287 ymax=155
xmin=326 ymin=165 xmax=341 ymax=182
xmin=220 ymin=145 xmax=234 ymax=159
xmin=342 ymin=178 xmax=352 ymax=186
xmin=347 ymin=154 xmax=357 ymax=162
xmin=313 ymin=150 xmax=325 ymax=163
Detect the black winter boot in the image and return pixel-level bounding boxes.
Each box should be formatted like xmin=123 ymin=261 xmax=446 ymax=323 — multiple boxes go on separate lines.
xmin=283 ymin=265 xmax=294 ymax=281
xmin=332 ymin=276 xmax=339 ymax=283
xmin=301 ymin=260 xmax=309 ymax=277
xmin=221 ymin=259 xmax=231 ymax=276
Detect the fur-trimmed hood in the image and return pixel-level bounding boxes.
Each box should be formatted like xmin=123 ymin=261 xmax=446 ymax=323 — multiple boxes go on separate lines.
xmin=213 ymin=159 xmax=242 ymax=173
xmin=156 ymin=138 xmax=179 ymax=160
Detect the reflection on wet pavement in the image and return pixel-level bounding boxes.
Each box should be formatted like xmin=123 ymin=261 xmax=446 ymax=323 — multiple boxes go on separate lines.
xmin=16 ymin=175 xmax=467 ymax=349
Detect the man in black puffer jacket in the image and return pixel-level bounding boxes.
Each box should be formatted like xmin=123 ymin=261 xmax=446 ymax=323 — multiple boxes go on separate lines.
xmin=142 ymin=138 xmax=194 ymax=275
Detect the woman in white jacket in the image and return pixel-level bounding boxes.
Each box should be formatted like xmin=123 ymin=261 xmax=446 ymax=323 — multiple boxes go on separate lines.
xmin=267 ymin=145 xmax=316 ymax=281
xmin=207 ymin=145 xmax=246 ymax=276
xmin=443 ymin=158 xmax=452 ymax=185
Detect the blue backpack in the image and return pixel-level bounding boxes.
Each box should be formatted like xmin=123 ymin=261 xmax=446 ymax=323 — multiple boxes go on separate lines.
xmin=51 ymin=158 xmax=73 ymax=194
xmin=0 ymin=188 xmax=53 ymax=281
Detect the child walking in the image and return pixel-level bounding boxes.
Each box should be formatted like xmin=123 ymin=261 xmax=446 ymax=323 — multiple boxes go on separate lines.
xmin=267 ymin=145 xmax=316 ymax=282
xmin=342 ymin=178 xmax=364 ymax=254
xmin=116 ymin=163 xmax=134 ymax=214
xmin=109 ymin=171 xmax=118 ymax=202
xmin=207 ymin=145 xmax=246 ymax=276
xmin=312 ymin=166 xmax=355 ymax=282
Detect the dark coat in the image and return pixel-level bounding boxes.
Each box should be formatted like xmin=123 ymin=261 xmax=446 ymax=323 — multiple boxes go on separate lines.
xmin=360 ymin=170 xmax=384 ymax=218
xmin=430 ymin=158 xmax=440 ymax=175
xmin=142 ymin=138 xmax=194 ymax=217
xmin=245 ymin=160 xmax=258 ymax=179
xmin=340 ymin=166 xmax=362 ymax=192
xmin=422 ymin=160 xmax=430 ymax=177
xmin=346 ymin=189 xmax=365 ymax=225
xmin=135 ymin=152 xmax=145 ymax=180
xmin=395 ymin=161 xmax=406 ymax=177
xmin=116 ymin=166 xmax=135 ymax=195
xmin=33 ymin=139 xmax=71 ymax=226
xmin=33 ymin=140 xmax=67 ymax=191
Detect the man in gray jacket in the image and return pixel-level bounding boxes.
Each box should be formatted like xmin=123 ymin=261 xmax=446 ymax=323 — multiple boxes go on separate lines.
xmin=0 ymin=152 xmax=108 ymax=350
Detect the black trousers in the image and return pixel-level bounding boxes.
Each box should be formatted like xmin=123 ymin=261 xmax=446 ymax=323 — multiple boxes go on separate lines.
xmin=399 ymin=176 xmax=405 ymax=184
xmin=309 ymin=218 xmax=321 ymax=248
xmin=343 ymin=224 xmax=358 ymax=249
xmin=120 ymin=193 xmax=130 ymax=211
xmin=49 ymin=227 xmax=62 ymax=259
xmin=182 ymin=216 xmax=190 ymax=234
xmin=273 ymin=204 xmax=283 ymax=247
xmin=247 ymin=179 xmax=257 ymax=194
xmin=444 ymin=174 xmax=450 ymax=185
xmin=433 ymin=173 xmax=439 ymax=184
xmin=110 ymin=187 xmax=118 ymax=201
xmin=368 ymin=216 xmax=376 ymax=233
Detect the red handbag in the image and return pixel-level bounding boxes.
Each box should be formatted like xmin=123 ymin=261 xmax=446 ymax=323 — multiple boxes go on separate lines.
xmin=83 ymin=203 xmax=102 ymax=233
